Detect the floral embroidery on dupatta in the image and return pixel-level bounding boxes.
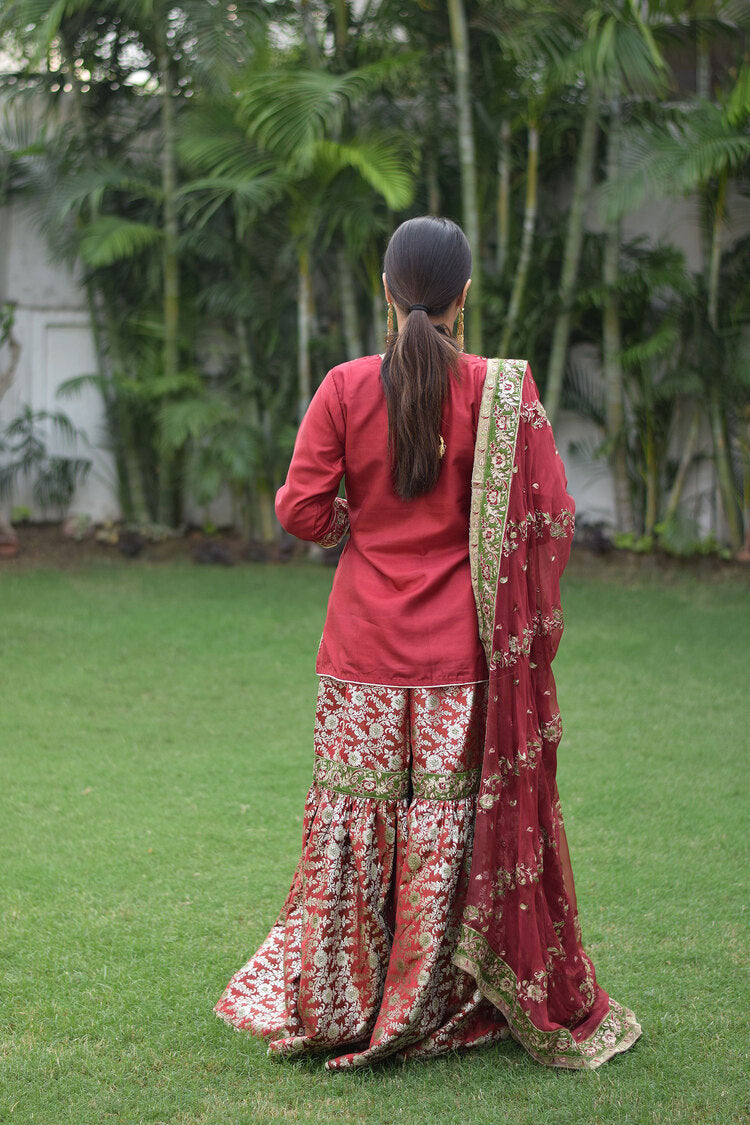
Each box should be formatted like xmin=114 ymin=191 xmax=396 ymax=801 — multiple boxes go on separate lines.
xmin=457 ymin=358 xmax=641 ymax=1070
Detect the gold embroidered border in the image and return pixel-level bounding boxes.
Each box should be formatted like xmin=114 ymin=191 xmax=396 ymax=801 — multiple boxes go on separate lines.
xmin=411 ymin=767 xmax=481 ymax=801
xmin=453 ymin=925 xmax=642 ymax=1069
xmin=313 ymin=756 xmax=409 ymax=800
xmin=469 ymin=358 xmax=527 ymax=662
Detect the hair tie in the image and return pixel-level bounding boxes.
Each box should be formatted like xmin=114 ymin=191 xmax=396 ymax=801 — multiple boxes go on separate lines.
xmin=408 ymin=304 xmax=429 ymax=313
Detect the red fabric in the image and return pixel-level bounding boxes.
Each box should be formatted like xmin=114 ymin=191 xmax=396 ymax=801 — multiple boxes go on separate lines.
xmin=275 ymin=353 xmax=489 ymax=687
xmin=454 ymin=363 xmax=641 ymax=1067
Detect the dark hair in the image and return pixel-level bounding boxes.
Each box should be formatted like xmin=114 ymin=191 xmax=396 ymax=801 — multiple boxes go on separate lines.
xmin=381 ymin=216 xmax=471 ymax=500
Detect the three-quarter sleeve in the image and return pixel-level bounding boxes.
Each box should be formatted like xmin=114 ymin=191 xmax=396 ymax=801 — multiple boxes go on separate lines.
xmin=275 ymin=371 xmax=347 ymax=544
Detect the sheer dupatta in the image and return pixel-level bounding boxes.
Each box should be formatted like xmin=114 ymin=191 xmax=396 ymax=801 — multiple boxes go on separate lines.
xmin=454 ymin=359 xmax=641 ymax=1069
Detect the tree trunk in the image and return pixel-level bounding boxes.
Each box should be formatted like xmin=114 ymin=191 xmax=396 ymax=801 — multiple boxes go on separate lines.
xmin=426 ymin=148 xmax=441 ymax=217
xmin=696 ymin=30 xmax=710 ymax=100
xmin=740 ymin=404 xmax=750 ymax=560
xmin=644 ymin=421 xmax=658 ymax=537
xmin=544 ymin=88 xmax=600 ymax=425
xmin=235 ymin=316 xmax=256 ymax=401
xmin=602 ymin=97 xmax=633 ymax=533
xmin=85 ymin=281 xmax=134 ymax=522
xmin=298 ymin=0 xmax=322 ymax=66
xmin=662 ymin=403 xmax=700 ymax=526
xmin=500 ymin=120 xmax=538 ymax=357
xmin=100 ymin=291 xmax=150 ymax=523
xmin=160 ymin=53 xmax=179 ymax=387
xmin=235 ymin=316 xmax=263 ymax=542
xmin=705 ymin=169 xmax=741 ymax=550
xmin=338 ymin=249 xmax=363 ymax=359
xmin=495 ymin=116 xmax=511 ymax=276
xmin=426 ymin=69 xmax=441 ymax=216
xmin=0 ymin=303 xmax=21 ymax=404
xmin=333 ymin=0 xmax=348 ymax=54
xmin=297 ymin=242 xmax=314 ymax=417
xmin=707 ymin=168 xmax=727 ymax=334
xmin=159 ymin=48 xmax=181 ymax=526
xmin=447 ymin=0 xmax=482 ymax=354
xmin=709 ymin=389 xmax=742 ymax=550
xmin=256 ymin=482 xmax=277 ymax=548
xmin=371 ymin=284 xmax=383 ymax=355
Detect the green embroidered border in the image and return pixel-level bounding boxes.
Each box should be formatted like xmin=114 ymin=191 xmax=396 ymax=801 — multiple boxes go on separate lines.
xmin=314 ymin=759 xmax=481 ymax=802
xmin=469 ymin=358 xmax=527 ymax=661
xmin=412 ymin=768 xmax=480 ymax=801
xmin=313 ymin=756 xmax=409 ymax=800
xmin=453 ymin=925 xmax=642 ymax=1069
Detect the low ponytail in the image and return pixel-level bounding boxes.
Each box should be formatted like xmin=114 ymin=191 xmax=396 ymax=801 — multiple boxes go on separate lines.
xmin=381 ymin=217 xmax=471 ymax=500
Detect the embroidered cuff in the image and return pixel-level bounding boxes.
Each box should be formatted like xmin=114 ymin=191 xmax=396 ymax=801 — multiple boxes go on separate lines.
xmin=316 ymin=496 xmax=350 ymax=548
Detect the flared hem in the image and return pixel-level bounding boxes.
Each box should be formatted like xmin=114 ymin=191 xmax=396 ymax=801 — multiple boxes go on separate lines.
xmin=213 ymin=993 xmax=511 ymax=1069
xmin=454 ymin=934 xmax=642 ymax=1070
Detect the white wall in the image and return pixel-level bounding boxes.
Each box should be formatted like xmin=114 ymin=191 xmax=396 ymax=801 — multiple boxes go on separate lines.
xmin=0 ymin=202 xmax=118 ymax=521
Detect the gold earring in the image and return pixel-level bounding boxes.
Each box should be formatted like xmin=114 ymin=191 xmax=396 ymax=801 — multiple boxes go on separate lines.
xmin=456 ymin=306 xmax=464 ymax=352
xmin=386 ymin=302 xmax=395 ymax=342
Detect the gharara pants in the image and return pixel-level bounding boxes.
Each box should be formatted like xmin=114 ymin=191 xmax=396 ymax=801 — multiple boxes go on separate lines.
xmin=214 ymin=676 xmax=509 ymax=1068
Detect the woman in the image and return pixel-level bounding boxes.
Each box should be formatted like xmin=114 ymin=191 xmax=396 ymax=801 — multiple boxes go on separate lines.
xmin=215 ymin=216 xmax=641 ymax=1070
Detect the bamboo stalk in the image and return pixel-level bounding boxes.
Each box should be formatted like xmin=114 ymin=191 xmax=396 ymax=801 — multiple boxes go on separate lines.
xmin=602 ymin=96 xmax=632 ymax=534
xmin=662 ymin=403 xmax=700 ymax=526
xmin=495 ymin=116 xmax=511 ymax=276
xmin=544 ymin=88 xmax=600 ymax=425
xmin=297 ymin=244 xmax=313 ymax=417
xmin=338 ymin=249 xmax=363 ymax=360
xmin=706 ymin=170 xmax=742 ymax=550
xmin=159 ymin=47 xmax=181 ymax=526
xmin=447 ymin=0 xmax=482 ymax=354
xmin=709 ymin=387 xmax=742 ymax=550
xmin=500 ymin=120 xmax=538 ymax=357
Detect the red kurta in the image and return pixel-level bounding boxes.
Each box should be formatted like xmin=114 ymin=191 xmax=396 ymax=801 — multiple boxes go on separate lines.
xmin=275 ymin=352 xmax=489 ymax=687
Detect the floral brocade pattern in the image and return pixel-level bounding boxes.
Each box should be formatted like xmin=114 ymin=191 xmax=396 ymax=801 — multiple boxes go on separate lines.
xmin=316 ymin=496 xmax=350 ymax=548
xmin=214 ymin=678 xmax=509 ymax=1068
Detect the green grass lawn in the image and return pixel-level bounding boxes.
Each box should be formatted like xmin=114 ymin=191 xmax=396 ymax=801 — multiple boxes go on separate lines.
xmin=1 ymin=559 xmax=747 ymax=1125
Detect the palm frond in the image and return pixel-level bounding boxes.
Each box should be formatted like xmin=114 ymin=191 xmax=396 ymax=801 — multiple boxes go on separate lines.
xmin=562 ymin=351 xmax=607 ymax=428
xmin=195 ymin=281 xmax=255 ymax=318
xmin=176 ymin=173 xmax=286 ymax=231
xmin=235 ymin=57 xmax=418 ymax=157
xmin=160 ymin=396 xmax=232 ymax=450
xmin=79 ymin=216 xmax=163 ymax=267
xmin=177 ymin=105 xmax=277 ymax=180
xmin=726 ymin=62 xmax=750 ymax=127
xmin=621 ymin=323 xmax=680 ymax=369
xmin=55 ymin=373 xmax=106 ymax=398
xmin=600 ymin=103 xmax=750 ymax=219
xmin=51 ymin=160 xmax=160 ymax=223
xmin=310 ymin=137 xmax=415 ymax=211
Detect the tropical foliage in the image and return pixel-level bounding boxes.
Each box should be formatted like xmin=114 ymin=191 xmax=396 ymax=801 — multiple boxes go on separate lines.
xmin=0 ymin=0 xmax=748 ymax=553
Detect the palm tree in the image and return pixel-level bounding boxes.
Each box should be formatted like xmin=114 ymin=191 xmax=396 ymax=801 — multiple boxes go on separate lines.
xmin=604 ymin=60 xmax=750 ymax=549
xmin=476 ymin=4 xmax=576 ymax=358
xmin=543 ymin=0 xmax=670 ymax=446
xmin=0 ymin=0 xmax=270 ymax=523
xmin=233 ymin=59 xmax=415 ymax=414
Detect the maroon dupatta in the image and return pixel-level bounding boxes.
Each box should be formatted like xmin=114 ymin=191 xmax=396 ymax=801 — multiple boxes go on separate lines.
xmin=453 ymin=358 xmax=641 ymax=1068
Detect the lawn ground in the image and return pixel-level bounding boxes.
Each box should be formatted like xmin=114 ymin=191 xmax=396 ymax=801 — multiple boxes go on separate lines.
xmin=1 ymin=558 xmax=747 ymax=1125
